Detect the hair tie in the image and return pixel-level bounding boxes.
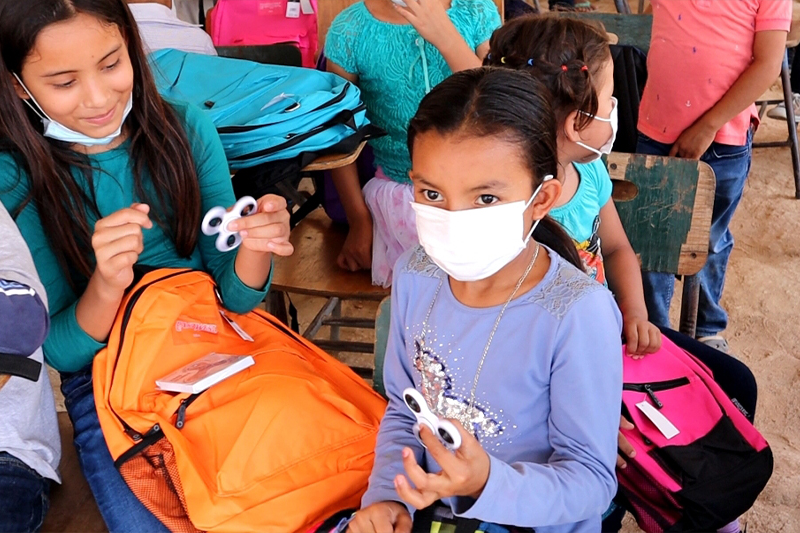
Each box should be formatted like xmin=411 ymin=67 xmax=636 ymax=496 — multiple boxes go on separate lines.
xmin=561 ymin=64 xmax=568 ymax=72
xmin=500 ymin=57 xmax=507 ymax=64
xmin=527 ymin=59 xmax=534 ymax=67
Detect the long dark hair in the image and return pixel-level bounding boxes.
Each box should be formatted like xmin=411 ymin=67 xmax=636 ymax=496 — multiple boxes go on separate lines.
xmin=407 ymin=68 xmax=582 ymax=269
xmin=484 ymin=14 xmax=611 ymax=131
xmin=0 ymin=0 xmax=201 ymax=286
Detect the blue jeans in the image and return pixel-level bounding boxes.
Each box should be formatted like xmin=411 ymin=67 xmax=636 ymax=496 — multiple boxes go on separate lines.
xmin=61 ymin=369 xmax=170 ymax=533
xmin=0 ymin=452 xmax=50 ymax=533
xmin=636 ymin=131 xmax=753 ymax=337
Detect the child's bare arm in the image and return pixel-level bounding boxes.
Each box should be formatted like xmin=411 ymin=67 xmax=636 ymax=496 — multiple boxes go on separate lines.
xmin=395 ymin=0 xmax=486 ymax=72
xmin=598 ymin=199 xmax=662 ymax=355
xmin=670 ymin=29 xmax=787 ymax=159
xmin=326 ymin=62 xmax=374 ymax=271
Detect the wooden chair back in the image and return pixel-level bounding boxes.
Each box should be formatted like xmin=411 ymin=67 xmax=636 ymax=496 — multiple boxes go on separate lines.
xmin=215 ymin=44 xmax=303 ymax=67
xmin=566 ymin=12 xmax=653 ymax=53
xmin=607 ymin=152 xmax=714 ymax=276
xmin=318 ymin=0 xmax=504 ymax=48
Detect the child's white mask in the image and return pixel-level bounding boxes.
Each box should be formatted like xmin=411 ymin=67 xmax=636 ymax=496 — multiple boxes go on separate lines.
xmin=14 ymin=73 xmax=133 ymax=147
xmin=411 ymin=175 xmax=554 ymax=282
xmin=576 ymin=96 xmax=618 ymax=161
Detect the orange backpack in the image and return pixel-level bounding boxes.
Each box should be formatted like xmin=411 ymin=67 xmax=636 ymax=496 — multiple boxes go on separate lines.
xmin=93 ymin=269 xmax=386 ymax=533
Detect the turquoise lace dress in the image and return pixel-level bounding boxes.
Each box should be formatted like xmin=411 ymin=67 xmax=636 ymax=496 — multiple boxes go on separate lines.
xmin=325 ymin=0 xmax=501 ymax=184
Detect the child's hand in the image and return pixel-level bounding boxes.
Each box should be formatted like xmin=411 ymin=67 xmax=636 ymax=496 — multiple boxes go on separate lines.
xmin=338 ymin=216 xmax=372 ymax=271
xmin=617 ymin=415 xmax=636 ymax=470
xmin=227 ymin=195 xmax=293 ymax=256
xmin=394 ymin=0 xmax=459 ymax=52
xmin=346 ymin=501 xmax=412 ymax=533
xmin=668 ymin=118 xmax=717 ymax=160
xmin=91 ymin=203 xmax=152 ymax=295
xmin=623 ymin=315 xmax=662 ymax=357
xmin=395 ymin=422 xmax=490 ymax=509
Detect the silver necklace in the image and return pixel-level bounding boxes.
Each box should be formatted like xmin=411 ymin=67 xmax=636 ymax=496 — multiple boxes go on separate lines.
xmin=420 ymin=244 xmax=541 ymax=431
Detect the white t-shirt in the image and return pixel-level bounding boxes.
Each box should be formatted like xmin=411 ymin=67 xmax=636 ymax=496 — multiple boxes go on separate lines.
xmin=0 ymin=205 xmax=60 ymax=483
xmin=129 ymin=3 xmax=217 ymax=56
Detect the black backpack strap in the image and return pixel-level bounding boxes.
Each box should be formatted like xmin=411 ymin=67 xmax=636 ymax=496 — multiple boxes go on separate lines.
xmin=0 ymin=353 xmax=42 ymax=382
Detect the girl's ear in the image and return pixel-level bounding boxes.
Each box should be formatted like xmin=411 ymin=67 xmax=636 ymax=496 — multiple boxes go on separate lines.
xmin=10 ymin=74 xmax=29 ymax=101
xmin=562 ymin=110 xmax=585 ymax=143
xmin=529 ymin=178 xmax=562 ymax=221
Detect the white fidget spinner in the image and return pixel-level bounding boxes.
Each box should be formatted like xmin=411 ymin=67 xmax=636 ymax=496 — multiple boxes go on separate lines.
xmin=402 ymin=388 xmax=462 ymax=451
xmin=201 ymin=196 xmax=258 ymax=252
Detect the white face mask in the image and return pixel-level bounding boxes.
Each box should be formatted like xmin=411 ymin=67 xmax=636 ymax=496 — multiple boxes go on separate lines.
xmin=13 ymin=73 xmax=133 ymax=147
xmin=575 ymin=96 xmax=618 ymax=161
xmin=411 ymin=175 xmax=554 ymax=282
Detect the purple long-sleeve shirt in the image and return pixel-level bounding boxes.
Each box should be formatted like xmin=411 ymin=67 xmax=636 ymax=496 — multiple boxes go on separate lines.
xmin=363 ymin=246 xmax=623 ymax=532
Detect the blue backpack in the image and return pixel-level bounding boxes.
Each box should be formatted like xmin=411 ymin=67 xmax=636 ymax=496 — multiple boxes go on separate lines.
xmin=148 ymin=49 xmax=379 ymax=170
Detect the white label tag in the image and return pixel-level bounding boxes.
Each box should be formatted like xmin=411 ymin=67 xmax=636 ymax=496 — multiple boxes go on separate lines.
xmin=299 ymin=0 xmax=315 ymax=15
xmin=285 ymin=0 xmax=301 ymax=18
xmin=636 ymin=401 xmax=680 ymax=440
xmin=220 ymin=311 xmax=254 ymax=342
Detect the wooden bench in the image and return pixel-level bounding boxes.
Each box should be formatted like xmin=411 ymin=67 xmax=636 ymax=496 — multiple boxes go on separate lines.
xmin=268 ymin=208 xmax=390 ymax=377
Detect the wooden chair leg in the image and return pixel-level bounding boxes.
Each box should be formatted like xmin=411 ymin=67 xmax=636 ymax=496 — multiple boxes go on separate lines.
xmin=265 ymin=290 xmax=289 ymax=325
xmin=614 ymin=0 xmax=631 ymax=14
xmin=679 ymin=275 xmax=700 ymax=338
xmin=637 ymin=0 xmax=644 ymax=13
xmin=779 ymin=52 xmax=800 ymax=199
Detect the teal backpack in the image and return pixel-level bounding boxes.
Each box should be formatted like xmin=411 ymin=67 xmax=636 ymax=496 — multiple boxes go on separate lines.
xmin=148 ymin=49 xmax=379 ymax=170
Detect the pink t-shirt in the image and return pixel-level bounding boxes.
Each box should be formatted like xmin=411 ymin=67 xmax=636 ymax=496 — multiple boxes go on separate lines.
xmin=639 ymin=0 xmax=792 ymax=146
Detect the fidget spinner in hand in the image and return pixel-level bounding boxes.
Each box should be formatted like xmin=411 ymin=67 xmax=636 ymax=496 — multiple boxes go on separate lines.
xmin=201 ymin=196 xmax=258 ymax=252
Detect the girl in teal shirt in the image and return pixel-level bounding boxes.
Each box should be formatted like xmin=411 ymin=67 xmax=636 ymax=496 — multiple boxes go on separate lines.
xmin=325 ymin=0 xmax=501 ymax=286
xmin=0 ymin=0 xmax=291 ymax=530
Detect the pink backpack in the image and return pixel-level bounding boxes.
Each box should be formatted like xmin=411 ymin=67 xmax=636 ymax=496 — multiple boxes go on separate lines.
xmin=206 ymin=0 xmax=319 ymax=68
xmin=618 ymin=337 xmax=773 ymax=532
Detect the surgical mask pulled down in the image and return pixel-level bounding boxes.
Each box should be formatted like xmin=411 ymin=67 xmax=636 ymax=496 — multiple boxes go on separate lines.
xmin=411 ymin=175 xmax=554 ymax=282
xmin=14 ymin=73 xmax=132 ymax=147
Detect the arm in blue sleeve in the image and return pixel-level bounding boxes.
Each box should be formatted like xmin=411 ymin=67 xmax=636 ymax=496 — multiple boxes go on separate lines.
xmin=455 ymin=290 xmax=623 ymax=527
xmin=181 ymin=103 xmax=269 ymax=314
xmin=361 ymin=275 xmax=426 ymax=513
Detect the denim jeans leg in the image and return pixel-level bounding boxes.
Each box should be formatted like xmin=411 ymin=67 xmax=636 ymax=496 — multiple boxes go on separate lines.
xmin=60 ymin=370 xmax=170 ymax=533
xmin=0 ymin=453 xmax=50 ymax=533
xmin=696 ymin=131 xmax=753 ymax=337
xmin=635 ymin=133 xmax=677 ymax=330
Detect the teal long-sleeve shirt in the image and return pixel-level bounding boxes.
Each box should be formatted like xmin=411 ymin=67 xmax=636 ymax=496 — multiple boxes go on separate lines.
xmin=0 ymin=100 xmax=270 ymax=372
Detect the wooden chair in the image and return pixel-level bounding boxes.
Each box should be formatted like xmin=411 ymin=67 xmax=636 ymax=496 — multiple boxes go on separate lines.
xmin=607 ymin=152 xmax=715 ymax=337
xmin=268 ymin=208 xmax=390 ymax=378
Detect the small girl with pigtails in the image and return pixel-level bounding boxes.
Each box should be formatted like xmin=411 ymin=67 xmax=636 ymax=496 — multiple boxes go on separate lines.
xmin=485 ymin=15 xmax=663 ymax=357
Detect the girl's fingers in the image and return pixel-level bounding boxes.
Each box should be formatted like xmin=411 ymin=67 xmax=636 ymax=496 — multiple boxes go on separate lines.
xmin=257 ymin=194 xmax=288 ymax=214
xmin=92 ymin=223 xmax=145 ymax=249
xmin=394 ymin=475 xmax=433 ymax=510
xmin=228 ymin=211 xmax=289 ymax=233
xmin=96 ymin=206 xmax=152 ymax=230
xmin=242 ymin=238 xmax=294 ymax=256
xmin=96 ymin=234 xmax=144 ymax=262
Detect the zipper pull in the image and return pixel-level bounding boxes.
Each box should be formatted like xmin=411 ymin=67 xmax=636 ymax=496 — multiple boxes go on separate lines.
xmin=124 ymin=427 xmax=142 ymax=442
xmin=176 ymin=400 xmax=188 ymax=429
xmin=644 ymin=384 xmax=664 ymax=409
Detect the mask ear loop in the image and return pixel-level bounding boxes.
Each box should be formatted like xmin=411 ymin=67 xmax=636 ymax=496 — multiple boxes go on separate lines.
xmin=12 ymin=73 xmax=51 ymax=123
xmin=524 ymin=174 xmax=555 ymax=242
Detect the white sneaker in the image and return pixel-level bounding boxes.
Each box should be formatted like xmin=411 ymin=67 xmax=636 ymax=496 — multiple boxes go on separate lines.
xmin=767 ymin=93 xmax=800 ymax=122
